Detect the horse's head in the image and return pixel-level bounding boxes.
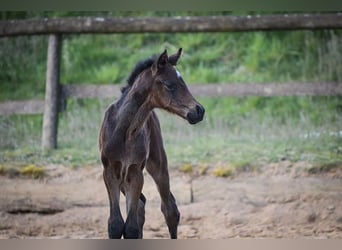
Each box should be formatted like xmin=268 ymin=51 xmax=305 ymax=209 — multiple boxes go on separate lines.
xmin=150 ymin=48 xmax=205 ymax=125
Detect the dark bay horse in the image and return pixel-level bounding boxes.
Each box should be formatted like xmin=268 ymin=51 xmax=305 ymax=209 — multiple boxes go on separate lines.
xmin=99 ymin=48 xmax=205 ymax=239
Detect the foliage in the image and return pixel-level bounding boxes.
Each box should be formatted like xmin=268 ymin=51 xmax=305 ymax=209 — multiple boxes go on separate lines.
xmin=0 ymin=163 xmax=46 ymax=178
xmin=212 ymin=166 xmax=233 ymax=177
xmin=179 ymin=163 xmax=194 ymax=174
xmin=19 ymin=164 xmax=46 ymax=178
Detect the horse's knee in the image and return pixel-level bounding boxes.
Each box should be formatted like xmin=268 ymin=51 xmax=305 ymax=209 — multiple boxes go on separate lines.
xmin=103 ymin=160 xmax=122 ymax=181
xmin=126 ymin=164 xmax=143 ymax=184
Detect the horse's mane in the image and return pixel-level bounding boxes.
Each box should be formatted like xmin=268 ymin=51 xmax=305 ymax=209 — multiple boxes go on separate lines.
xmin=120 ymin=55 xmax=157 ymax=95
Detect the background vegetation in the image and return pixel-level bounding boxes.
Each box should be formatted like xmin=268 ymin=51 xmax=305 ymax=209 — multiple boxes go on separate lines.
xmin=0 ymin=11 xmax=341 ymax=171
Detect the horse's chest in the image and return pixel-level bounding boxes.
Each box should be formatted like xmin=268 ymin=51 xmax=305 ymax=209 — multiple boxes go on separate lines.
xmin=125 ymin=129 xmax=150 ymax=162
xmin=106 ymin=126 xmax=150 ymax=166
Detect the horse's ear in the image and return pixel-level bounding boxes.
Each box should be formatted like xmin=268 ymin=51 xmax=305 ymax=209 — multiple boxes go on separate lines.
xmin=152 ymin=49 xmax=168 ymax=75
xmin=168 ymin=48 xmax=182 ymax=66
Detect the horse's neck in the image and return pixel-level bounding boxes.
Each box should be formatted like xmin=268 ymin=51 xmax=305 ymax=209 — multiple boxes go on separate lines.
xmin=116 ymin=83 xmax=152 ymax=140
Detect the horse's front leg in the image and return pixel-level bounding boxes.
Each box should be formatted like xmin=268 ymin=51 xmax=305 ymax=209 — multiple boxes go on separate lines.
xmin=102 ymin=159 xmax=125 ymax=239
xmin=121 ymin=188 xmax=146 ymax=238
xmin=122 ymin=163 xmax=144 ymax=239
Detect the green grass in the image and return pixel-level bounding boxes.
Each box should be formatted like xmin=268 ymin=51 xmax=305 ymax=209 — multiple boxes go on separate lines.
xmin=160 ymin=115 xmax=342 ymax=167
xmin=0 ymin=98 xmax=341 ymax=169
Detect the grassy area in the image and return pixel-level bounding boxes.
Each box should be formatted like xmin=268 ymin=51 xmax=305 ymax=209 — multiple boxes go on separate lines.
xmin=0 ymin=98 xmax=341 ymax=170
xmin=0 ymin=12 xmax=341 ymax=171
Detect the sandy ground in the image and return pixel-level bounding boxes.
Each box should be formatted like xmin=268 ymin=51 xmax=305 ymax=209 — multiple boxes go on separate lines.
xmin=0 ymin=161 xmax=341 ymax=239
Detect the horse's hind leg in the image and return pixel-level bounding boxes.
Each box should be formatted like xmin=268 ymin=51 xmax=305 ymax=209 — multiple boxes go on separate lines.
xmin=146 ymin=158 xmax=180 ymax=239
xmin=103 ymin=159 xmax=125 ymax=238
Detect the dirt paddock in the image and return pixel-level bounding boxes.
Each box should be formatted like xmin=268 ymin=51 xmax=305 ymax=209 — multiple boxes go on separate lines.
xmin=0 ymin=161 xmax=341 ymax=239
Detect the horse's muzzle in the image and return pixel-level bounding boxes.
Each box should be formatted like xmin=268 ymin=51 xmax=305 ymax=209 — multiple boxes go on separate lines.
xmin=186 ymin=104 xmax=205 ymax=124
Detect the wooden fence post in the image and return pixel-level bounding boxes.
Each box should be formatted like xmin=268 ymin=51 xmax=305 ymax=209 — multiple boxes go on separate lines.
xmin=42 ymin=34 xmax=62 ymax=150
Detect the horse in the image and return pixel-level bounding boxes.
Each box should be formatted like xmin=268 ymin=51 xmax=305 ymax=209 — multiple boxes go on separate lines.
xmin=99 ymin=48 xmax=205 ymax=239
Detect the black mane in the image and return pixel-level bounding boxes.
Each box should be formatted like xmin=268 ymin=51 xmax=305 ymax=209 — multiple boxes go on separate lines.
xmin=120 ymin=55 xmax=157 ymax=95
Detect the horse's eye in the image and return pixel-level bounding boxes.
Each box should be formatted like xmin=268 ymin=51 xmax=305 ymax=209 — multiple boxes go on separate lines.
xmin=162 ymin=80 xmax=176 ymax=92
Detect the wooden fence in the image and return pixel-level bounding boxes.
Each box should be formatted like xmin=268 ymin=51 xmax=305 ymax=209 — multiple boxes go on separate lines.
xmin=1 ymin=82 xmax=341 ymax=116
xmin=0 ymin=13 xmax=342 ymax=149
xmin=1 ymin=13 xmax=342 ymax=36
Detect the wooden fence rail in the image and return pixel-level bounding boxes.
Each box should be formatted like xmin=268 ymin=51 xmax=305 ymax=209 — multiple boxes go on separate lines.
xmin=1 ymin=82 xmax=341 ymax=115
xmin=1 ymin=13 xmax=342 ymax=149
xmin=1 ymin=13 xmax=342 ymax=37
xmin=62 ymin=82 xmax=342 ymax=98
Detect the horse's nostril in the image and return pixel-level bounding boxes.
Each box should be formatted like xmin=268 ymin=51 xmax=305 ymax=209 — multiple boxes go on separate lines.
xmin=196 ymin=104 xmax=205 ymax=116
